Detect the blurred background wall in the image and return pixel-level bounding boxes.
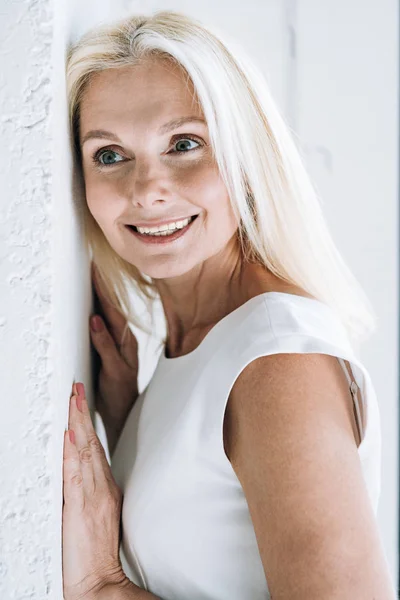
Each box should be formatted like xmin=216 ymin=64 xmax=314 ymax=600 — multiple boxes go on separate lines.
xmin=0 ymin=0 xmax=398 ymax=597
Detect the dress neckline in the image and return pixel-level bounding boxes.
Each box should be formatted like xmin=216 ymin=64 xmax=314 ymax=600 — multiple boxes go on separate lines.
xmin=159 ymin=291 xmax=330 ymax=364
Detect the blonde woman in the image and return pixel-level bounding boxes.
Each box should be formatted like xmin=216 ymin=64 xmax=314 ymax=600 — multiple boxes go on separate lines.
xmin=62 ymin=10 xmax=395 ymax=600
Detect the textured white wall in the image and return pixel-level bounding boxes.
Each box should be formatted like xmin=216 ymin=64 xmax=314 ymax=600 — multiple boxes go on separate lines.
xmin=0 ymin=0 xmax=397 ymax=596
xmin=0 ymin=0 xmax=56 ymax=597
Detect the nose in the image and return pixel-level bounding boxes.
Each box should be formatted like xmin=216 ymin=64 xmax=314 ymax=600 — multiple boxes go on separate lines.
xmin=128 ymin=159 xmax=169 ymax=209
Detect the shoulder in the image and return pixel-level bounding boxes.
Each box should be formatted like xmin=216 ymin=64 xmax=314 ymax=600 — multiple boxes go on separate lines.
xmin=224 ymin=352 xmax=360 ymax=464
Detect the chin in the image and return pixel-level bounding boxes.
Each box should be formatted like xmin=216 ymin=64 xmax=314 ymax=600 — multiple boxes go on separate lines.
xmin=142 ymin=264 xmax=196 ymax=280
xmin=134 ymin=256 xmax=202 ymax=281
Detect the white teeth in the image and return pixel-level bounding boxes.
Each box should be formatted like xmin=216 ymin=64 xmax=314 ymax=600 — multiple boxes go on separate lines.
xmin=136 ymin=216 xmax=193 ymax=235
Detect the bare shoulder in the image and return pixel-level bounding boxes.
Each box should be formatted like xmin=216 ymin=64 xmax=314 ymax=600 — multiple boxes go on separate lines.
xmin=224 ymin=352 xmax=360 ymax=462
xmin=222 ymin=353 xmax=395 ymax=597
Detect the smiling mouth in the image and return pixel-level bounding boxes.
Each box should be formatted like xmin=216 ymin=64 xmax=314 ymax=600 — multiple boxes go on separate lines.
xmin=128 ymin=214 xmax=199 ymax=234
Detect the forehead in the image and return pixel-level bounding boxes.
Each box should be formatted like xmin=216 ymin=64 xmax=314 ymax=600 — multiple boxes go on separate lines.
xmin=79 ymin=58 xmax=203 ymax=133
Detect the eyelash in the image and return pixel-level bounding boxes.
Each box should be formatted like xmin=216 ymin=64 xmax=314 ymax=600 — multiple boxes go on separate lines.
xmin=91 ymin=134 xmax=203 ymax=168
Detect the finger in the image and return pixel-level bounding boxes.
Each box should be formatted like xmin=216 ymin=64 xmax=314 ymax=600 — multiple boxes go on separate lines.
xmin=89 ymin=316 xmax=128 ymax=378
xmin=63 ymin=429 xmax=84 ymax=509
xmin=76 ymin=383 xmax=117 ymax=490
xmin=118 ymin=322 xmax=139 ymax=370
xmin=69 ymin=393 xmax=96 ymax=497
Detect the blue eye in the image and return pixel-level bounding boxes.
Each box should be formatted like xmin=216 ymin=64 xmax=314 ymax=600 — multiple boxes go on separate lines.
xmin=94 ymin=149 xmax=125 ymax=166
xmin=96 ymin=150 xmax=124 ymax=165
xmin=171 ymin=136 xmax=201 ymax=153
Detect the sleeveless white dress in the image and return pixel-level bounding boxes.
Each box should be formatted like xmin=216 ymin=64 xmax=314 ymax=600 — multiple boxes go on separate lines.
xmin=110 ymin=292 xmax=381 ymax=600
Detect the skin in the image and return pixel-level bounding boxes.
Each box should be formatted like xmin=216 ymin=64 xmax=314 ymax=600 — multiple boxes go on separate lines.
xmin=79 ymin=56 xmax=294 ymax=358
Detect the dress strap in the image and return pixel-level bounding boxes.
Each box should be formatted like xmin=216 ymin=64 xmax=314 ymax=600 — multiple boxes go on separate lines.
xmin=337 ymin=357 xmax=364 ymax=444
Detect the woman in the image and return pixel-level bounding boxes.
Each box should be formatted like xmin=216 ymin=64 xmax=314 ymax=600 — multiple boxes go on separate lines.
xmin=62 ymin=10 xmax=396 ymax=600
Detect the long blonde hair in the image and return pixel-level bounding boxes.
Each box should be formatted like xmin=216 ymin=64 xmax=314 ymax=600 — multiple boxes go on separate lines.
xmin=66 ymin=9 xmax=375 ymax=349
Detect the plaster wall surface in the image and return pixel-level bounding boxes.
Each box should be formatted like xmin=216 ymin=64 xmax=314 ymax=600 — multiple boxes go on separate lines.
xmin=0 ymin=0 xmax=55 ymax=597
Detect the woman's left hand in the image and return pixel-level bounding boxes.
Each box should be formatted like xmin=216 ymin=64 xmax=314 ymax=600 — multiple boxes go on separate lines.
xmin=62 ymin=382 xmax=129 ymax=600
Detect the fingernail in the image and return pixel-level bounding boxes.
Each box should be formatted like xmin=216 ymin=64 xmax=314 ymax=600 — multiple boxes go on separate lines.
xmin=76 ymin=382 xmax=85 ymax=398
xmin=91 ymin=315 xmax=103 ymax=332
xmin=68 ymin=429 xmax=75 ymax=444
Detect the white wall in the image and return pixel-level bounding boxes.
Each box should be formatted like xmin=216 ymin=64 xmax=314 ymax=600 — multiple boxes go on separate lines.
xmin=0 ymin=0 xmax=397 ymax=596
xmin=0 ymin=0 xmax=56 ymax=597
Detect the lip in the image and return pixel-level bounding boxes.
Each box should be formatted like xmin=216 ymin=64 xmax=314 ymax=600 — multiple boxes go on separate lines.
xmin=125 ymin=214 xmax=198 ymax=245
xmin=129 ymin=214 xmax=198 ymax=228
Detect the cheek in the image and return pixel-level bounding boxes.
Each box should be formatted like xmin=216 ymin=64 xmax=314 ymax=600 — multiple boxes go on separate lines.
xmin=84 ymin=178 xmax=118 ymax=222
xmin=184 ymin=163 xmax=229 ymax=207
xmin=191 ymin=168 xmax=238 ymax=228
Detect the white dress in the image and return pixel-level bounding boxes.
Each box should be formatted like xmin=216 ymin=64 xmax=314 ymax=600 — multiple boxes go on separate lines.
xmin=111 ymin=292 xmax=381 ymax=600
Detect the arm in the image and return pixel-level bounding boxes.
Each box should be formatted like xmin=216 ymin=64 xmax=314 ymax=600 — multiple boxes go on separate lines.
xmin=224 ymin=352 xmax=396 ymax=599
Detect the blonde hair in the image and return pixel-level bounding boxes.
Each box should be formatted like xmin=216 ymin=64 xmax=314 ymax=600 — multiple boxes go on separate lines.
xmin=66 ymin=9 xmax=376 ymax=350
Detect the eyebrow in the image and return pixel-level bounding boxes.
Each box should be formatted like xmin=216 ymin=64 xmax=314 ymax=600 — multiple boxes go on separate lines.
xmin=81 ymin=116 xmax=207 ymax=146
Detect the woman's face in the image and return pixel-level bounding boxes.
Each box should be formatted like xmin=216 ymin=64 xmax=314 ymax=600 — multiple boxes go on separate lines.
xmin=79 ymin=57 xmax=240 ymax=280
